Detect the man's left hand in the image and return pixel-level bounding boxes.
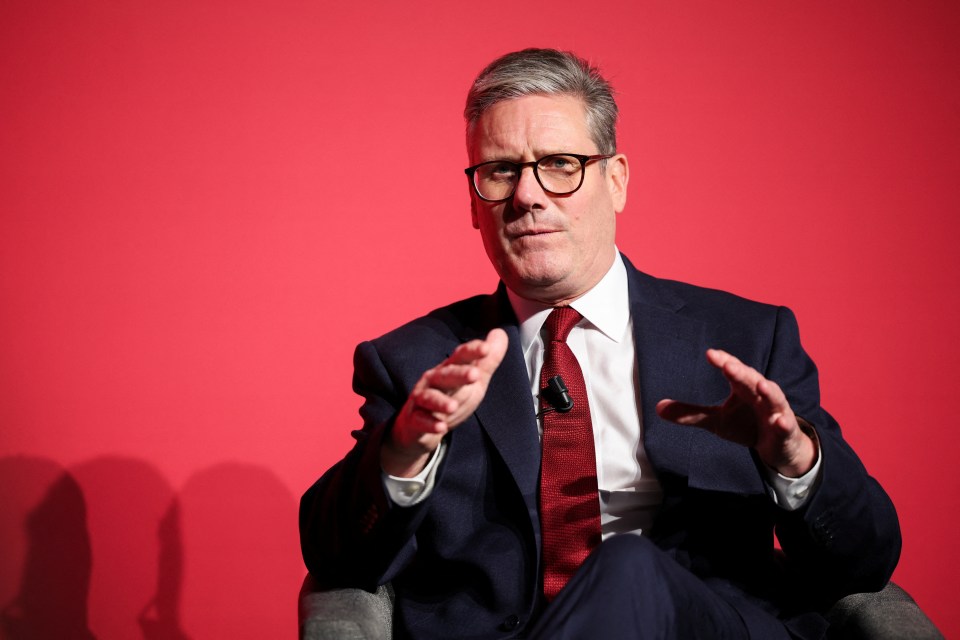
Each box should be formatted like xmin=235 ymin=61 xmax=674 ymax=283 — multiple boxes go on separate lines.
xmin=655 ymin=349 xmax=817 ymax=477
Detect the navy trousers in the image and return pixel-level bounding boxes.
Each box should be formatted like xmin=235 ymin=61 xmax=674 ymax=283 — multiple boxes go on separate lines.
xmin=528 ymin=535 xmax=792 ymax=640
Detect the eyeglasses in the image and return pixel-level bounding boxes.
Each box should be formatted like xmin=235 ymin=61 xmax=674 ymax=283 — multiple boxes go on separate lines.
xmin=464 ymin=153 xmax=615 ymax=202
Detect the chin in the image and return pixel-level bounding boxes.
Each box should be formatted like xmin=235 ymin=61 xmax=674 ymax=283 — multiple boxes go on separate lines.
xmin=512 ymin=250 xmax=558 ymax=272
xmin=504 ymin=262 xmax=572 ymax=296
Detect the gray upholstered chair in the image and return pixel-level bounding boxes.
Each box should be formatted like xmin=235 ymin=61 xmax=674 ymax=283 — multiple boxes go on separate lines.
xmin=298 ymin=575 xmax=943 ymax=640
xmin=823 ymin=582 xmax=944 ymax=640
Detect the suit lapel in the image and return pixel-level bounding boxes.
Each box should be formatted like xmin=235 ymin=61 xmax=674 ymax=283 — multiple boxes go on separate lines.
xmin=459 ymin=289 xmax=542 ymax=500
xmin=625 ymin=260 xmax=767 ymax=494
xmin=625 ymin=261 xmax=708 ymax=479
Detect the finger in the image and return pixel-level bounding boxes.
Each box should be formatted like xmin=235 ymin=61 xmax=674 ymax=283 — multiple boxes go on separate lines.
xmin=705 ymin=347 xmax=732 ymax=368
xmin=479 ymin=328 xmax=509 ymax=372
xmin=755 ymin=377 xmax=791 ymax=416
xmin=394 ymin=396 xmax=451 ymax=447
xmin=448 ymin=328 xmax=509 ymax=375
xmin=448 ymin=337 xmax=493 ymax=365
xmin=425 ymin=363 xmax=480 ymax=391
xmin=411 ymin=387 xmax=459 ymax=416
xmin=770 ymin=410 xmax=796 ymax=437
xmin=707 ymin=349 xmax=764 ymax=400
xmin=711 ymin=353 xmax=795 ymax=434
xmin=406 ymin=408 xmax=450 ymax=435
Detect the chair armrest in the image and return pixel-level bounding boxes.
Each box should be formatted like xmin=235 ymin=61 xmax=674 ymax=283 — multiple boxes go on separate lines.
xmin=298 ymin=574 xmax=394 ymax=640
xmin=825 ymin=582 xmax=943 ymax=640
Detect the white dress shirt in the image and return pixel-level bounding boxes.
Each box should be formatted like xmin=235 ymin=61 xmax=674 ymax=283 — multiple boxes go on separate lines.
xmin=384 ymin=253 xmax=821 ymax=530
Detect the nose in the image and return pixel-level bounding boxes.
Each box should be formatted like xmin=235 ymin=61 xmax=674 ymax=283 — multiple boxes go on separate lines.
xmin=512 ymin=164 xmax=548 ymax=210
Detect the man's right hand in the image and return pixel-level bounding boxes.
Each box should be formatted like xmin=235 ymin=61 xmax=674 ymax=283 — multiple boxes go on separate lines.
xmin=381 ymin=328 xmax=509 ymax=478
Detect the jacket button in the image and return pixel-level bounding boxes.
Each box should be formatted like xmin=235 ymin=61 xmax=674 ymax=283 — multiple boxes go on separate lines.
xmin=501 ymin=614 xmax=520 ymax=631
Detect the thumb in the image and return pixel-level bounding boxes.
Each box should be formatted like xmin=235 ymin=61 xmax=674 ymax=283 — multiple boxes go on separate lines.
xmin=480 ymin=328 xmax=509 ymax=373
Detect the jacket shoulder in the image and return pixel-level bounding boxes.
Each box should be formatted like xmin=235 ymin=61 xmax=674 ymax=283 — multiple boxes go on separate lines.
xmin=627 ymin=262 xmax=784 ymax=323
xmin=364 ymin=292 xmax=504 ymax=361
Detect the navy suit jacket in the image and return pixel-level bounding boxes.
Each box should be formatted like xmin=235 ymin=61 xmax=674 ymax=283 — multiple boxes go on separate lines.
xmin=300 ymin=256 xmax=901 ymax=639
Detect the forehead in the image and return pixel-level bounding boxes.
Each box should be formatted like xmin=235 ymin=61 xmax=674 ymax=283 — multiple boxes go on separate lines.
xmin=469 ymin=94 xmax=594 ymax=162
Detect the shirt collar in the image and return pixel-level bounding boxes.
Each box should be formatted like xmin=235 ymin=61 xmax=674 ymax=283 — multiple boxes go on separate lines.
xmin=506 ymin=251 xmax=631 ymax=357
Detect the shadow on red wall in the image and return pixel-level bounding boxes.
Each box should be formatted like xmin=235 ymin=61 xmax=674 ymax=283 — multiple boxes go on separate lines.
xmin=0 ymin=457 xmax=96 ymax=639
xmin=0 ymin=456 xmax=301 ymax=639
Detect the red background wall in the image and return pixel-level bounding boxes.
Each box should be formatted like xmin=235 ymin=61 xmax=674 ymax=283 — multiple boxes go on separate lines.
xmin=2 ymin=1 xmax=957 ymax=637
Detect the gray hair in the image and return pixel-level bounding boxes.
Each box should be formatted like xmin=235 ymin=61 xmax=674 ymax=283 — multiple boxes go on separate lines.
xmin=464 ymin=48 xmax=619 ymax=155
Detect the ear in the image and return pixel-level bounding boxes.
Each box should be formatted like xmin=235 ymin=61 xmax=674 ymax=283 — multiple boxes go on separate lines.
xmin=606 ymin=154 xmax=629 ymax=213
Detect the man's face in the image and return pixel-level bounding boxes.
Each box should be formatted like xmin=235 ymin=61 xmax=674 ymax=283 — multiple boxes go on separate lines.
xmin=468 ymin=94 xmax=628 ymax=306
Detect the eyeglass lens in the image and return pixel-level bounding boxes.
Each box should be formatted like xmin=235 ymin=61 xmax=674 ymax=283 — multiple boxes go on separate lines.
xmin=473 ymin=154 xmax=585 ymax=201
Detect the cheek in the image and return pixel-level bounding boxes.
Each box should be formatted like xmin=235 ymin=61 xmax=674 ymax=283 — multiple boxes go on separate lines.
xmin=470 ymin=203 xmax=486 ymax=229
xmin=476 ymin=208 xmax=506 ymax=239
xmin=476 ymin=214 xmax=507 ymax=256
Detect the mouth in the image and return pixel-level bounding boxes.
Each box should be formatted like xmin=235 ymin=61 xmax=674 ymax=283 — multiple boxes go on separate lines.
xmin=509 ymin=228 xmax=562 ymax=240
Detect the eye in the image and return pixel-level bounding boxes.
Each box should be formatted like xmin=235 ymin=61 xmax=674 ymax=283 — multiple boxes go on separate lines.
xmin=479 ymin=161 xmax=518 ymax=181
xmin=539 ymin=155 xmax=579 ymax=174
xmin=547 ymin=156 xmax=570 ymax=168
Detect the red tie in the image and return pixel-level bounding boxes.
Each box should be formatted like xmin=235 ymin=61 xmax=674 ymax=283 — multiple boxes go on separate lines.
xmin=539 ymin=306 xmax=602 ymax=601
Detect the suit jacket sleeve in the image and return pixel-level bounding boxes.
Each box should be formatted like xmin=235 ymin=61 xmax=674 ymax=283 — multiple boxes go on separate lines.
xmin=765 ymin=306 xmax=901 ymax=604
xmin=299 ymin=337 xmax=438 ymax=591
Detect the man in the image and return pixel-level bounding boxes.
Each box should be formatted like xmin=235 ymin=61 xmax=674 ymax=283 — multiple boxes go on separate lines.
xmin=300 ymin=48 xmax=900 ymax=639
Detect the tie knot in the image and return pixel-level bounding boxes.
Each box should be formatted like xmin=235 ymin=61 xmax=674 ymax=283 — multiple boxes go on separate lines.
xmin=545 ymin=306 xmax=582 ymax=343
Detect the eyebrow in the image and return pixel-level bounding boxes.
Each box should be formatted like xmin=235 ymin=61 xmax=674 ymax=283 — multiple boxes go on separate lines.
xmin=478 ymin=151 xmax=574 ymax=163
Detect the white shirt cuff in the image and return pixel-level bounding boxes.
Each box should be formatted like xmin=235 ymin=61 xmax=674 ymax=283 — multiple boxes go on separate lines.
xmin=763 ymin=447 xmax=822 ymax=511
xmin=382 ymin=441 xmax=446 ymax=507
